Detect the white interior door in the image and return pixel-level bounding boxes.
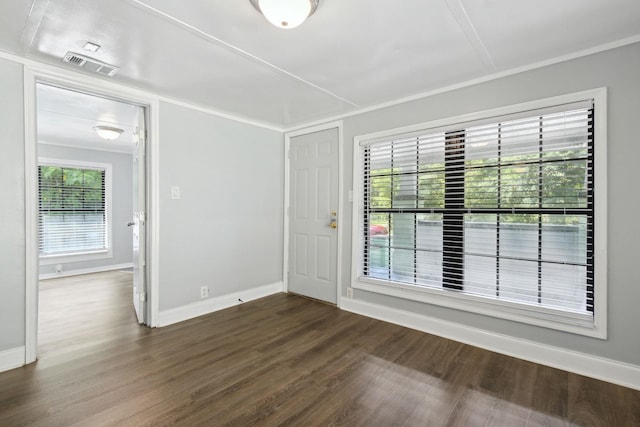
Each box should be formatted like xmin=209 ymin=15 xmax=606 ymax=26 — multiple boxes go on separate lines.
xmin=288 ymin=128 xmax=339 ymax=304
xmin=132 ymin=107 xmax=146 ymax=324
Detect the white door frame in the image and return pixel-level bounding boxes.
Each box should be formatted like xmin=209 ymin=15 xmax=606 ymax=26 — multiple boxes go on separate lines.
xmin=23 ymin=65 xmax=161 ymax=364
xmin=283 ymin=121 xmax=344 ymax=306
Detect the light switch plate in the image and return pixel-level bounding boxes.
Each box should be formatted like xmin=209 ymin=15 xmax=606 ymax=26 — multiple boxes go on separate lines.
xmin=171 ymin=186 xmax=180 ymax=199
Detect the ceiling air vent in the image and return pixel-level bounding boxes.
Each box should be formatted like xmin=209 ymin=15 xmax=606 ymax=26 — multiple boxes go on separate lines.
xmin=62 ymin=52 xmax=119 ymax=77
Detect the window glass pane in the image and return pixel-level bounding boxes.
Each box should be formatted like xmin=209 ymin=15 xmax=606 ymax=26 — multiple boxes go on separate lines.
xmin=464 ymin=215 xmax=497 ymax=297
xmin=464 ymin=255 xmax=497 ymax=298
xmin=465 ymin=214 xmax=497 ymax=256
xmin=465 ymin=164 xmax=498 ymax=208
xmin=370 ymin=172 xmax=392 ymax=208
xmin=416 ymin=213 xmax=442 ymax=287
xmin=498 ymin=214 xmax=539 ymax=260
xmin=541 ymin=215 xmax=587 ymax=264
xmin=542 ymin=160 xmax=587 ymax=208
xmin=394 ymin=174 xmax=417 ymax=209
xmin=499 ymin=259 xmax=538 ymax=304
xmin=393 ymin=138 xmax=418 ymax=174
xmin=541 ymin=263 xmax=587 ymax=312
xmin=542 ymin=110 xmax=589 ymax=161
xmin=500 ymin=164 xmax=539 ymax=208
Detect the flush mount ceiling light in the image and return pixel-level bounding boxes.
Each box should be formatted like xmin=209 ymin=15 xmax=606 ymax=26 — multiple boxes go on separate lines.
xmin=250 ymin=0 xmax=319 ymax=29
xmin=93 ymin=125 xmax=124 ymax=141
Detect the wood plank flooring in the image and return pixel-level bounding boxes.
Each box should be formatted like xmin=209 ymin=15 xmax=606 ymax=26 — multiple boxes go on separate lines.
xmin=0 ymin=271 xmax=639 ymax=426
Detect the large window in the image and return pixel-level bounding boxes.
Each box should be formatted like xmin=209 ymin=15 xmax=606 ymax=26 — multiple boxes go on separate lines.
xmin=353 ymin=90 xmax=606 ymax=337
xmin=38 ymin=160 xmax=112 ymax=258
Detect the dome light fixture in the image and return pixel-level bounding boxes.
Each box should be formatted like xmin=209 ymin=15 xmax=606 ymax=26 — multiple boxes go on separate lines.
xmin=93 ymin=125 xmax=124 ymax=141
xmin=250 ymin=0 xmax=319 ymax=29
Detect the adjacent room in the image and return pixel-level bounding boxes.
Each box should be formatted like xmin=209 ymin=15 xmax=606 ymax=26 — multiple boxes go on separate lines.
xmin=0 ymin=1 xmax=639 ymax=425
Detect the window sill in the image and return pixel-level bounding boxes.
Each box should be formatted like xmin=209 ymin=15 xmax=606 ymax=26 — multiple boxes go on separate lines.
xmin=352 ymin=276 xmax=605 ymax=339
xmin=40 ymin=250 xmax=112 ymax=265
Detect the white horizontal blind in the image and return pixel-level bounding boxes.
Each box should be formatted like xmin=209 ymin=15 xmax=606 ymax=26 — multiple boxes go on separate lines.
xmin=361 ymin=101 xmax=594 ymax=315
xmin=38 ymin=165 xmax=107 ymax=255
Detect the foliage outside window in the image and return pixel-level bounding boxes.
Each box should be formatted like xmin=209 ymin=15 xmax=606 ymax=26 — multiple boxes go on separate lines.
xmin=357 ymin=99 xmax=598 ymax=329
xmin=39 ymin=164 xmax=107 ymax=256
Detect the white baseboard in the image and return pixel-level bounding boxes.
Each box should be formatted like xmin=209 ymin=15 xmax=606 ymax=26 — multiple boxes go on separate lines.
xmin=341 ymin=298 xmax=640 ymax=391
xmin=39 ymin=263 xmax=134 ymax=280
xmin=0 ymin=346 xmax=25 ymax=373
xmin=158 ymin=282 xmax=284 ymax=327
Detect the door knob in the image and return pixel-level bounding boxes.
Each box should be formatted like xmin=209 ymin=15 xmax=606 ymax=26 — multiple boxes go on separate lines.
xmin=127 ymin=222 xmax=135 ymax=227
xmin=329 ymin=222 xmax=337 ymax=229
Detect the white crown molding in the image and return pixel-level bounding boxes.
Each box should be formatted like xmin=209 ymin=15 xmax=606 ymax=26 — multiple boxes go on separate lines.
xmin=340 ymin=298 xmax=640 ymax=391
xmin=284 ymin=35 xmax=640 ymax=132
xmin=3 ymin=34 xmax=638 ymax=133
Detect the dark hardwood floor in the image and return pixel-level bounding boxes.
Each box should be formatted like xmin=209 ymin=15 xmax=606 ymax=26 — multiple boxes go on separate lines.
xmin=0 ymin=271 xmax=639 ymax=426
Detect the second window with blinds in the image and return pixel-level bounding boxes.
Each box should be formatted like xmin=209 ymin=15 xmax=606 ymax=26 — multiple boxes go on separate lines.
xmin=38 ymin=159 xmax=113 ymax=263
xmin=352 ymin=89 xmax=606 ymax=337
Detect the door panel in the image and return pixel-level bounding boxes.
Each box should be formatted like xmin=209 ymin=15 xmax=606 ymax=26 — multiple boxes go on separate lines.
xmin=288 ymin=128 xmax=339 ymax=304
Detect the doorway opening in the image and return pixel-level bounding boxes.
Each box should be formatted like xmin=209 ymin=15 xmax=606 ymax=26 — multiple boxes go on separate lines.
xmin=31 ymin=81 xmax=150 ymax=361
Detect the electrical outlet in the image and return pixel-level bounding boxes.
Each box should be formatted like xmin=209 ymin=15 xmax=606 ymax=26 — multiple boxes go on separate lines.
xmin=200 ymin=285 xmax=209 ymax=299
xmin=347 ymin=287 xmax=353 ymax=299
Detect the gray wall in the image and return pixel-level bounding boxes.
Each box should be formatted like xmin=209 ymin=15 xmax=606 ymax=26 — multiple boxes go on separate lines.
xmin=158 ymin=102 xmax=284 ymax=311
xmin=342 ymin=42 xmax=640 ymax=366
xmin=37 ymin=144 xmax=133 ymax=276
xmin=0 ymin=58 xmax=25 ymax=352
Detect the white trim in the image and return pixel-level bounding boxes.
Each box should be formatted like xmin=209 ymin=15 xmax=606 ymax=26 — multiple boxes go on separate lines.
xmin=341 ymin=298 xmax=640 ymax=391
xmin=283 ymin=121 xmax=344 ymax=305
xmin=24 ymin=68 xmax=38 ymax=365
xmin=351 ymin=88 xmax=607 ymax=338
xmin=156 ymin=96 xmax=283 ymax=132
xmin=0 ymin=347 xmax=26 ymax=373
xmin=23 ymin=65 xmax=161 ymax=358
xmin=283 ymin=35 xmax=640 ymax=133
xmin=2 ymin=34 xmax=636 ymax=135
xmin=157 ymin=282 xmax=283 ymax=327
xmin=37 ymin=157 xmax=114 ymax=263
xmin=39 ymin=262 xmax=134 ymax=280
xmin=148 ymin=98 xmax=161 ymax=328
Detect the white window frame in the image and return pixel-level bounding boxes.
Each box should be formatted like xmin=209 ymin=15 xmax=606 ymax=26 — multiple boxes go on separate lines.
xmin=38 ymin=157 xmax=113 ymax=264
xmin=351 ymin=88 xmax=607 ymax=339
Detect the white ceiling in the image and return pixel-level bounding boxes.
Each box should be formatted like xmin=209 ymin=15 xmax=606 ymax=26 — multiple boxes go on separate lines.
xmin=1 ymin=0 xmax=640 ymax=130
xmin=37 ymin=84 xmax=139 ymax=153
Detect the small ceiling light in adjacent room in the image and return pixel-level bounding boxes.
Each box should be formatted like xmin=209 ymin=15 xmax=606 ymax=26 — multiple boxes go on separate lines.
xmin=83 ymin=41 xmax=101 ymax=53
xmin=94 ymin=125 xmax=123 ymax=141
xmin=250 ymin=0 xmax=319 ymax=29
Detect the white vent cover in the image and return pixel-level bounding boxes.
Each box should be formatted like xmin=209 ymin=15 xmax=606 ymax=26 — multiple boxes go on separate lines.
xmin=62 ymin=52 xmax=119 ymax=77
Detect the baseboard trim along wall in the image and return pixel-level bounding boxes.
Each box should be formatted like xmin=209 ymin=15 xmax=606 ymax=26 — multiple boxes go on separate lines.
xmin=340 ymin=298 xmax=640 ymax=391
xmin=158 ymin=282 xmax=284 ymax=327
xmin=0 ymin=346 xmax=26 ymax=373
xmin=39 ymin=263 xmax=134 ymax=280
